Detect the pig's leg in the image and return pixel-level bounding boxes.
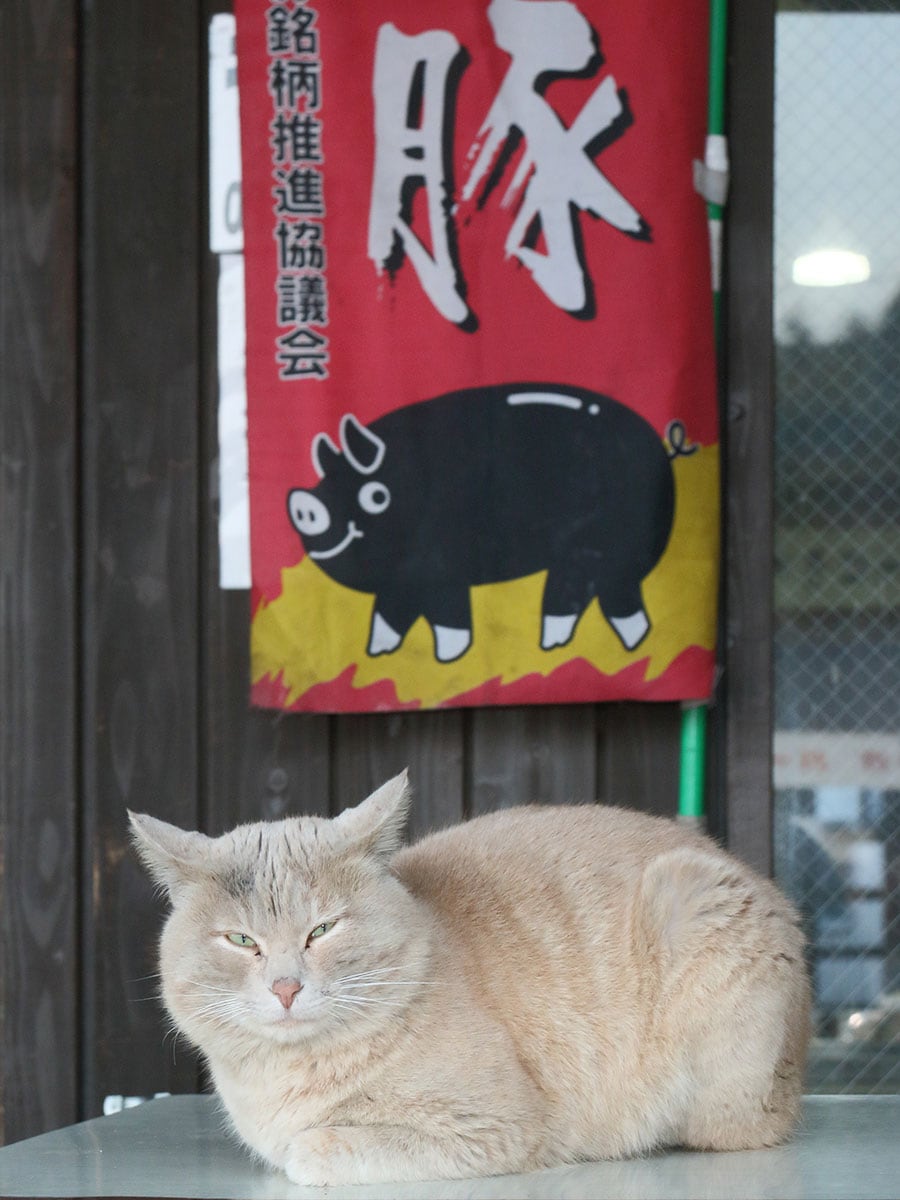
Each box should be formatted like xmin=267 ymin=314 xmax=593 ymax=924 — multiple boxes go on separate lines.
xmin=366 ymin=597 xmax=420 ymax=656
xmin=597 ymin=580 xmax=651 ymax=650
xmin=541 ymin=613 xmax=578 ymax=649
xmin=432 ymin=626 xmax=471 ymax=662
xmin=367 ymin=590 xmax=474 ymax=662
xmin=368 ymin=612 xmax=404 ymax=655
xmin=609 ymin=610 xmax=649 ymax=649
xmin=540 ymin=571 xmax=584 ymax=649
xmin=423 ymin=592 xmax=473 ymax=662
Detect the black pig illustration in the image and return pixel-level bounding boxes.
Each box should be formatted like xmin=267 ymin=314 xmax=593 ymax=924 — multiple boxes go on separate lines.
xmin=287 ymin=383 xmax=677 ymax=663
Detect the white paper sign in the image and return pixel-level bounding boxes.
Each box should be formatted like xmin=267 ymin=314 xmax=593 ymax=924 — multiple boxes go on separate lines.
xmin=216 ymin=254 xmax=251 ymax=589
xmin=210 ymin=15 xmax=250 ymax=588
xmin=209 ymin=14 xmax=243 ymax=253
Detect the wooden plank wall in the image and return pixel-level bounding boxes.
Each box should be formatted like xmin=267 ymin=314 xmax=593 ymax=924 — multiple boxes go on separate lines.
xmin=0 ymin=0 xmax=771 ymax=1144
xmin=0 ymin=0 xmax=80 ymax=1142
xmin=78 ymin=0 xmax=205 ymax=1116
xmin=719 ymin=0 xmax=776 ymax=879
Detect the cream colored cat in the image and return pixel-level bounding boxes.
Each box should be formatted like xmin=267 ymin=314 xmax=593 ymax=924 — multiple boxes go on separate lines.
xmin=130 ymin=772 xmax=810 ymax=1186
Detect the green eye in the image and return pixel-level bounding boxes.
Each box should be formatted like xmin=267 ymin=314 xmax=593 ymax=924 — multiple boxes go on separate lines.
xmin=307 ymin=921 xmax=334 ymax=945
xmin=225 ymin=932 xmax=258 ymax=949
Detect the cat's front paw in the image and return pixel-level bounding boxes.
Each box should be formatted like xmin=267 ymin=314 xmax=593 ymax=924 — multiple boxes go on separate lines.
xmin=284 ymin=1128 xmax=356 ymax=1187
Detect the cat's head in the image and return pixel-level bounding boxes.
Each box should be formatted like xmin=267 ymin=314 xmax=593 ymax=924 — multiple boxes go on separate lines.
xmin=129 ymin=771 xmax=430 ymax=1053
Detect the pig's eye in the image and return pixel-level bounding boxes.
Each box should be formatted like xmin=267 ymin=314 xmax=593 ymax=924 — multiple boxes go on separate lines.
xmin=288 ymin=490 xmax=331 ymax=537
xmin=358 ymin=481 xmax=391 ymax=515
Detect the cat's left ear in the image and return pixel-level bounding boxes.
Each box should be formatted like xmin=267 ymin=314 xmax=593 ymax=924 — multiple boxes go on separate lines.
xmin=334 ymin=769 xmax=412 ymax=860
xmin=129 ymin=812 xmax=216 ymax=898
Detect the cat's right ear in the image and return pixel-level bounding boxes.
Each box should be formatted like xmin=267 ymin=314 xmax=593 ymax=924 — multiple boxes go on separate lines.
xmin=128 ymin=812 xmax=215 ymax=898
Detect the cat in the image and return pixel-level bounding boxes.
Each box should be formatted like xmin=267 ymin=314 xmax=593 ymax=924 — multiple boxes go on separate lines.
xmin=130 ymin=770 xmax=810 ymax=1186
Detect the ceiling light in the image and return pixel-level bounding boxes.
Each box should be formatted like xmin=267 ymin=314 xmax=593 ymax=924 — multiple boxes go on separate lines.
xmin=792 ymin=248 xmax=871 ymax=287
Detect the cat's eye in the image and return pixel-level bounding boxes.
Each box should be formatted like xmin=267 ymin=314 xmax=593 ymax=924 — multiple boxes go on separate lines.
xmin=306 ymin=921 xmax=335 ymax=946
xmin=225 ymin=932 xmax=258 ymax=950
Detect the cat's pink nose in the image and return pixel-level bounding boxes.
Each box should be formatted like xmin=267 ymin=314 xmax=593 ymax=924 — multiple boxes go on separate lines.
xmin=271 ymin=977 xmax=302 ymax=1010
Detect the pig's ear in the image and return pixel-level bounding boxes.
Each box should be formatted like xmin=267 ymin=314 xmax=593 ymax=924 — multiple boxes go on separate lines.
xmin=312 ymin=431 xmax=342 ymax=478
xmin=340 ymin=414 xmax=385 ymax=475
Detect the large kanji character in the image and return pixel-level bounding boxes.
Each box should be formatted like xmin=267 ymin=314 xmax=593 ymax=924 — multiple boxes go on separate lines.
xmin=368 ymin=24 xmax=471 ymax=326
xmin=463 ymin=0 xmax=648 ymax=315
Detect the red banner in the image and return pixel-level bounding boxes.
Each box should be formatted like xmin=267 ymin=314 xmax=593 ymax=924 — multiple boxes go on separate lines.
xmin=236 ymin=0 xmax=719 ymax=712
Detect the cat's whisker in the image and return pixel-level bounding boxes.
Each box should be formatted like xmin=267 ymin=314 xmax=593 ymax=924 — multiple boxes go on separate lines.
xmin=183 ymin=979 xmax=235 ymax=995
xmin=190 ymin=997 xmax=253 ymax=1026
xmin=336 ymin=980 xmax=436 ymax=989
xmin=332 ymin=965 xmax=411 ymax=984
xmin=162 ymin=1021 xmax=183 ymax=1066
xmin=331 ymin=999 xmax=389 ymax=1013
xmin=332 ymin=994 xmax=407 ymax=1009
xmin=181 ymin=991 xmax=258 ymax=1022
xmin=129 ymin=971 xmax=163 ymax=984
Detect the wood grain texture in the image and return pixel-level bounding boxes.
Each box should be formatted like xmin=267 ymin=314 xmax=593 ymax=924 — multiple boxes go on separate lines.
xmin=721 ymin=0 xmax=775 ymax=874
xmin=0 ymin=1 xmax=79 ymax=1143
xmin=202 ymin=591 xmax=333 ymax=832
xmin=79 ymin=0 xmax=203 ymax=1117
xmin=469 ymin=705 xmax=598 ymax=813
xmin=331 ymin=712 xmax=465 ymax=839
xmin=597 ymin=702 xmax=681 ymax=818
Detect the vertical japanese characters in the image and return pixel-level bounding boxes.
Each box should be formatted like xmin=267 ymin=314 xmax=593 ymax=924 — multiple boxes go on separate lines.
xmin=267 ymin=1 xmax=330 ymax=380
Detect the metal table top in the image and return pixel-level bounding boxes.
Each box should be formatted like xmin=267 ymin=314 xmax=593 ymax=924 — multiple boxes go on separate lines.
xmin=0 ymin=1094 xmax=898 ymax=1199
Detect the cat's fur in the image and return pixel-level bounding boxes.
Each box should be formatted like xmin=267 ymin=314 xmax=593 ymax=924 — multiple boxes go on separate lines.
xmin=130 ymin=772 xmax=810 ymax=1185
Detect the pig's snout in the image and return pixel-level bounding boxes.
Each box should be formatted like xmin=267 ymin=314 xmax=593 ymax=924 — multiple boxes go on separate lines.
xmin=288 ymin=489 xmax=330 ymax=537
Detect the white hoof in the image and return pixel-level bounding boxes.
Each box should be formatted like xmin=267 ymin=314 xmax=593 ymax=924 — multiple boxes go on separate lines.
xmin=368 ymin=612 xmax=402 ymax=655
xmin=609 ymin=610 xmax=650 ymax=650
xmin=541 ymin=613 xmax=578 ymax=649
xmin=433 ymin=625 xmax=471 ymax=662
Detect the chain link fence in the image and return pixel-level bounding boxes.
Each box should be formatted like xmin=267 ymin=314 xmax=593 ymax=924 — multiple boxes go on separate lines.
xmin=773 ymin=2 xmax=900 ymax=1092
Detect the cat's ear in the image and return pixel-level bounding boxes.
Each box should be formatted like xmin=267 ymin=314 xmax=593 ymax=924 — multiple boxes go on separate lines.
xmin=128 ymin=811 xmax=216 ymax=897
xmin=334 ymin=769 xmax=412 ymax=860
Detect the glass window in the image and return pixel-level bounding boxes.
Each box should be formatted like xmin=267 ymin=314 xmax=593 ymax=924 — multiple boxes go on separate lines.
xmin=773 ymin=2 xmax=900 ymax=1092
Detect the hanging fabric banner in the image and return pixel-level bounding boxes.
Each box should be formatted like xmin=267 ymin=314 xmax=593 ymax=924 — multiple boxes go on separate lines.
xmin=235 ymin=0 xmax=719 ymax=712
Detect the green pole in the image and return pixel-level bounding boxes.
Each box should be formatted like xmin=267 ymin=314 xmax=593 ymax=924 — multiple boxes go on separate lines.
xmin=678 ymin=0 xmax=728 ymax=826
xmin=708 ymin=0 xmax=728 ymax=139
xmin=679 ymin=704 xmax=708 ymax=821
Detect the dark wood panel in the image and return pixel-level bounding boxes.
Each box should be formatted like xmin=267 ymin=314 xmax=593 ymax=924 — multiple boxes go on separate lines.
xmin=331 ymin=712 xmax=465 ymax=839
xmin=721 ymin=0 xmax=775 ymax=874
xmin=0 ymin=0 xmax=79 ymax=1145
xmin=79 ymin=0 xmax=203 ymax=1118
xmin=201 ymin=594 xmax=333 ymax=832
xmin=468 ymin=705 xmax=598 ymax=814
xmin=597 ymin=702 xmax=681 ymax=818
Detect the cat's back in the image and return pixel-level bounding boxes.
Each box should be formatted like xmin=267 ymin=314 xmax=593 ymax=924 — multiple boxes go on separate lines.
xmin=393 ymin=801 xmax=703 ymax=912
xmin=391 ymin=800 xmax=808 ymax=1164
xmin=391 ymin=801 xmax=801 ymax=985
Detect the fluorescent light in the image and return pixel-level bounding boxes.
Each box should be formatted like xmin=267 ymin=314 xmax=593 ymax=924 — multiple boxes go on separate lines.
xmin=792 ymin=248 xmax=871 ymax=287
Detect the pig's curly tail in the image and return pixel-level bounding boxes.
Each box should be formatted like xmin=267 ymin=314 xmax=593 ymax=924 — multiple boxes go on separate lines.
xmin=664 ymin=419 xmax=699 ymax=459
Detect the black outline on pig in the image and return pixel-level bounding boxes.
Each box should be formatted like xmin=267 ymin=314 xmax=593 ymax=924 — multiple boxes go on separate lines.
xmin=287 ymin=383 xmax=678 ymax=663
